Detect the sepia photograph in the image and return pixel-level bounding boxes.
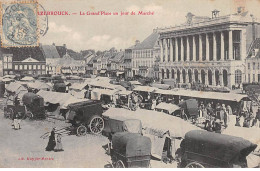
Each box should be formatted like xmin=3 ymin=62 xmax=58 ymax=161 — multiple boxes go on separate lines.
xmin=0 ymin=0 xmax=259 ymax=168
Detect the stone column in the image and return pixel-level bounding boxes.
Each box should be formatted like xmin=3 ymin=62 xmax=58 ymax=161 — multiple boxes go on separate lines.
xmin=240 ymin=29 xmax=246 ymax=61
xmin=228 ymin=72 xmax=233 ymax=89
xmin=220 ymin=32 xmax=225 ymax=60
xmin=169 ymin=38 xmax=173 ymax=62
xmin=228 ymin=30 xmax=233 ymax=60
xmin=188 ymin=70 xmax=195 ymax=83
xmin=159 ymin=39 xmax=163 ymax=62
xmin=199 ymin=34 xmax=203 ymax=61
xmin=213 ymin=32 xmax=217 ymax=61
xmin=179 ymin=72 xmax=183 ymax=83
xmin=187 ymin=37 xmax=190 ymax=61
xmin=168 ymin=69 xmax=172 ymax=79
xmin=206 ymin=33 xmax=209 ymax=61
xmin=180 ymin=37 xmax=184 ymax=61
xmin=212 ymin=70 xmax=216 ymax=86
xmin=185 ymin=71 xmax=189 ymax=83
xmin=198 ymin=70 xmax=201 ymax=83
xmin=164 ymin=39 xmax=168 ymax=62
xmin=219 ymin=71 xmax=223 ymax=86
xmin=205 ymin=70 xmax=208 ymax=85
xmin=192 ymin=36 xmax=196 ymax=61
xmin=175 ymin=38 xmax=178 ymax=61
xmin=174 ymin=71 xmax=177 ymax=80
xmin=159 ymin=70 xmax=163 ymax=79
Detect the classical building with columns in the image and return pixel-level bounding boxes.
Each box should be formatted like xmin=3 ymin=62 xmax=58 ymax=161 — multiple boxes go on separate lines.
xmin=159 ymin=8 xmax=260 ymax=88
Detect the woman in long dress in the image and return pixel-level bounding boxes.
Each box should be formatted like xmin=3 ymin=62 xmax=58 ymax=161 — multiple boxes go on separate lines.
xmin=54 ymin=134 xmax=64 ymax=152
xmin=45 ymin=128 xmax=56 ymax=151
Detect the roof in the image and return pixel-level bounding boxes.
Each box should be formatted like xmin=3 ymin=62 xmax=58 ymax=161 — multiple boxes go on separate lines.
xmin=21 ymin=57 xmax=39 ymax=63
xmin=160 ymin=10 xmax=255 ymax=34
xmin=37 ymin=90 xmax=88 ymax=109
xmin=247 ymin=38 xmax=260 ymax=58
xmin=56 ymin=46 xmax=66 ymax=58
xmin=91 ymin=88 xmax=119 ymax=96
xmin=185 ymin=130 xmax=257 ymax=161
xmin=21 ymin=76 xmax=35 ymax=81
xmin=129 ymin=81 xmax=141 ymax=85
xmin=132 ymin=31 xmax=160 ymax=50
xmin=55 ymin=45 xmax=84 ymax=60
xmin=103 ymin=107 xmax=199 ymax=138
xmin=6 ymin=82 xmax=27 ymax=94
xmin=50 ymin=53 xmax=84 ymax=67
xmin=1 ymin=46 xmax=45 ymax=62
xmin=110 ymin=51 xmax=124 ymax=63
xmin=155 ymin=89 xmax=248 ymax=102
xmin=118 ymin=90 xmax=132 ymax=96
xmin=133 ymin=86 xmax=158 ymax=92
xmin=155 ymin=102 xmax=180 ymax=114
xmin=27 ymin=81 xmax=52 ymax=90
xmin=41 ymin=45 xmax=61 ymax=59
xmin=22 ymin=92 xmax=43 ymax=105
xmin=151 ymin=83 xmax=171 ymax=90
xmin=112 ymin=132 xmax=151 ymax=158
xmin=69 ymin=83 xmax=87 ymax=90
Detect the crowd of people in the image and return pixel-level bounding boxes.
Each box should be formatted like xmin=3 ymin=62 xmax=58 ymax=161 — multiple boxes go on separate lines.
xmin=198 ymin=102 xmax=233 ymax=133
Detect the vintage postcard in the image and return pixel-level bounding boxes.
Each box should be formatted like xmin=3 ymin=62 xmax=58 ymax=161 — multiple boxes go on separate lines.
xmin=0 ymin=0 xmax=259 ymax=168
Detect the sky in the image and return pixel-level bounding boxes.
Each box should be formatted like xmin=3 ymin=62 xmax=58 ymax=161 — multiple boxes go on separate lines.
xmin=37 ymin=0 xmax=260 ymax=52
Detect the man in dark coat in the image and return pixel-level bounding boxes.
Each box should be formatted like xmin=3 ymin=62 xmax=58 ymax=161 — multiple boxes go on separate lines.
xmin=45 ymin=128 xmax=56 ymax=151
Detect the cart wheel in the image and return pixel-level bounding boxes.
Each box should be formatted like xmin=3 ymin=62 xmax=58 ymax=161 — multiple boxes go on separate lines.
xmin=185 ymin=162 xmax=204 ymax=168
xmin=115 ymin=160 xmax=125 ymax=168
xmin=77 ymin=125 xmax=87 ymax=136
xmin=89 ymin=115 xmax=104 ymax=134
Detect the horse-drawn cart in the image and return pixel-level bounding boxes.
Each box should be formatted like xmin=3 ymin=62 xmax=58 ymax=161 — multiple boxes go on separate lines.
xmin=66 ymin=100 xmax=104 ymax=135
xmin=111 ymin=132 xmax=151 ymax=168
xmin=179 ymin=130 xmax=257 ymax=168
xmin=22 ymin=92 xmax=46 ymax=119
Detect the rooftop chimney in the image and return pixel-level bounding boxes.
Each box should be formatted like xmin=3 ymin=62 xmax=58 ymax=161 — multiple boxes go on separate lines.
xmin=153 ymin=27 xmax=158 ymax=33
xmin=63 ymin=44 xmax=67 ymax=49
xmin=135 ymin=40 xmax=140 ymax=46
xmin=52 ymin=43 xmax=55 ymax=46
xmin=237 ymin=7 xmax=245 ymax=14
xmin=212 ymin=9 xmax=220 ymax=19
xmin=251 ymin=14 xmax=256 ymax=41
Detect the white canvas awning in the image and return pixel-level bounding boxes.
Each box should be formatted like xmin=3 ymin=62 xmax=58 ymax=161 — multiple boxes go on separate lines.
xmin=116 ymin=71 xmax=124 ymax=76
xmin=21 ymin=76 xmax=35 ymax=81
xmin=27 ymin=81 xmax=52 ymax=90
xmin=103 ymin=108 xmax=199 ymax=138
xmin=133 ymin=86 xmax=158 ymax=93
xmin=100 ymin=70 xmax=106 ymax=74
xmin=155 ymin=102 xmax=180 ymax=114
xmin=37 ymin=90 xmax=88 ymax=109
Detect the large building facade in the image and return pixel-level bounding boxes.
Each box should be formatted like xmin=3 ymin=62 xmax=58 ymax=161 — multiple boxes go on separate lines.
xmin=131 ymin=29 xmax=160 ymax=78
xmin=245 ymin=38 xmax=260 ymax=83
xmin=2 ymin=46 xmax=46 ymax=76
xmin=159 ymin=9 xmax=260 ymax=88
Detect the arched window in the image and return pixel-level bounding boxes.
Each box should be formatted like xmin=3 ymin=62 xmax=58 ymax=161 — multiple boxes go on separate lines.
xmin=235 ymin=70 xmax=242 ymax=84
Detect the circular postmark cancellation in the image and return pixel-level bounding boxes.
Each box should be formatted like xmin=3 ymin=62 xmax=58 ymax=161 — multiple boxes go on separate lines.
xmin=2 ymin=2 xmax=38 ymax=46
xmin=37 ymin=3 xmax=48 ymax=37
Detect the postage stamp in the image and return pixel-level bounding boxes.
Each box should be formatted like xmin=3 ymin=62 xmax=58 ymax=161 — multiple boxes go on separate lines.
xmin=0 ymin=1 xmax=39 ymax=47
